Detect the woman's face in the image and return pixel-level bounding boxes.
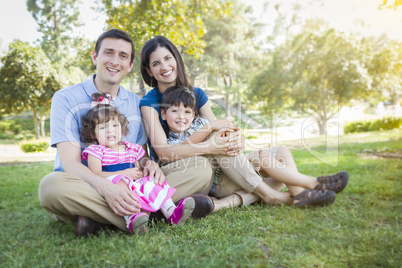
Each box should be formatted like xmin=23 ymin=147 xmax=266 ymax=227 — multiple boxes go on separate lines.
xmin=146 ymin=46 xmax=177 ymax=92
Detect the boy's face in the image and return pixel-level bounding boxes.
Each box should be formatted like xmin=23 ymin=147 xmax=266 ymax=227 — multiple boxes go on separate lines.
xmin=161 ymin=103 xmax=195 ymax=133
xmin=95 ymin=116 xmax=122 ymax=149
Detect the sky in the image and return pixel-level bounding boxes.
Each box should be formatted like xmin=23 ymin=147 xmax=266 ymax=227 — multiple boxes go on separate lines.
xmin=0 ymin=0 xmax=401 ymax=51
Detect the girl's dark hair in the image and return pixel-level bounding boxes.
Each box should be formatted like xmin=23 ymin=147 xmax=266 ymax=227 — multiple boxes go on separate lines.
xmin=95 ymin=29 xmax=135 ymax=63
xmin=140 ymin=36 xmax=192 ymax=90
xmin=161 ymin=85 xmax=196 ymax=114
xmin=81 ymin=95 xmax=129 ymax=143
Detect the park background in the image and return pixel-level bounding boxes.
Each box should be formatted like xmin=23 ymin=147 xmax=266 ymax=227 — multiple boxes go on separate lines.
xmin=0 ymin=0 xmax=401 ymax=267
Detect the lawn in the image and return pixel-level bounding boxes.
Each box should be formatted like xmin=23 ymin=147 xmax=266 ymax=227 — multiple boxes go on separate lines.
xmin=0 ymin=130 xmax=401 ymax=267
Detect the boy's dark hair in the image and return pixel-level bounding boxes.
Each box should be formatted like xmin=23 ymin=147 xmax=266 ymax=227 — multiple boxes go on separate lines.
xmin=94 ymin=29 xmax=135 ymax=63
xmin=81 ymin=95 xmax=129 ymax=143
xmin=161 ymin=85 xmax=197 ymax=113
xmin=140 ymin=36 xmax=192 ymax=89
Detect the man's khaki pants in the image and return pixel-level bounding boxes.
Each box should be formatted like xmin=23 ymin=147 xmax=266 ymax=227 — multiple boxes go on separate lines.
xmin=38 ymin=156 xmax=212 ymax=231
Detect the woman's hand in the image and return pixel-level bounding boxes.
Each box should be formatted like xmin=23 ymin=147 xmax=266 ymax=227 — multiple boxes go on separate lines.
xmin=210 ymin=118 xmax=236 ymax=131
xmin=226 ymin=128 xmax=246 ymax=155
xmin=208 ymin=129 xmax=244 ymax=156
xmin=143 ymin=159 xmax=166 ymax=185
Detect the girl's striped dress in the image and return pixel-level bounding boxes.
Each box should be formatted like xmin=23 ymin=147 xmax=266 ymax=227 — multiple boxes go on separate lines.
xmin=82 ymin=141 xmax=175 ymax=212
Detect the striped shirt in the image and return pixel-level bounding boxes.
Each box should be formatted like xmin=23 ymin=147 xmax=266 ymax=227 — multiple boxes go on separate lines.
xmin=81 ymin=141 xmax=145 ymax=172
xmin=167 ymin=117 xmax=208 ymax=145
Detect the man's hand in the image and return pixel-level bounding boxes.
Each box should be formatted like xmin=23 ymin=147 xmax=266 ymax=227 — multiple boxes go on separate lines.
xmin=121 ymin=167 xmax=144 ymax=180
xmin=99 ymin=179 xmax=141 ymax=216
xmin=142 ymin=159 xmax=166 ymax=185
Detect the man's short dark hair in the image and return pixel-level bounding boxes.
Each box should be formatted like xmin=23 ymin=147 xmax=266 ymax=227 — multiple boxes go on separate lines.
xmin=94 ymin=29 xmax=135 ymax=63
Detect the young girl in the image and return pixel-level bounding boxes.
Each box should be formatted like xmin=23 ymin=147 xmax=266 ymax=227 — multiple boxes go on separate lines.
xmin=160 ymin=86 xmax=349 ymax=208
xmin=81 ymin=93 xmax=195 ymax=234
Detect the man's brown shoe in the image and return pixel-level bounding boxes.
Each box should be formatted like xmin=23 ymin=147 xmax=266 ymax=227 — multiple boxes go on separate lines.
xmin=76 ymin=216 xmax=105 ymax=237
xmin=190 ymin=194 xmax=215 ymax=219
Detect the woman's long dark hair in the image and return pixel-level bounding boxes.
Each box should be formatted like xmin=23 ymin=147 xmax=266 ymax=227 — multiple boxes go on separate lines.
xmin=140 ymin=36 xmax=192 ymax=90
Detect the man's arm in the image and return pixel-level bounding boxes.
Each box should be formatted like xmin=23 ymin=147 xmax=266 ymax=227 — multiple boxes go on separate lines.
xmin=57 ymin=141 xmax=141 ymax=216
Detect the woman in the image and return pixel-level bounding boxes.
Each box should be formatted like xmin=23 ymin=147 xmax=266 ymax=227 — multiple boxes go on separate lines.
xmin=139 ymin=36 xmax=348 ymax=210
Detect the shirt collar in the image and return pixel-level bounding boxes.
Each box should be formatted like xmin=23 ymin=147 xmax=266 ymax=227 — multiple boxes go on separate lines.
xmin=169 ymin=131 xmax=182 ymax=140
xmin=83 ymin=74 xmax=129 ymax=101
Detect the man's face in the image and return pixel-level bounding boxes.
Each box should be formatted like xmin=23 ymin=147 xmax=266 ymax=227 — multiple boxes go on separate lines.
xmin=92 ymin=38 xmax=134 ymax=87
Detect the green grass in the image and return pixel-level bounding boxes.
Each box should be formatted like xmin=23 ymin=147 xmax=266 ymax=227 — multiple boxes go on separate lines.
xmin=1 ymin=131 xmax=401 ymax=267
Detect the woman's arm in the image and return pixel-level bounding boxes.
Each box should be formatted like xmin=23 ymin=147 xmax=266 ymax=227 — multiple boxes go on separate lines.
xmin=199 ymin=100 xmax=245 ymax=154
xmin=183 ymin=119 xmax=236 ymax=145
xmin=141 ymin=106 xmax=232 ymax=162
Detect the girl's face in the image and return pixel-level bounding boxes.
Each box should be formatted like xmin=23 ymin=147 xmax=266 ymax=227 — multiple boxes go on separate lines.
xmin=146 ymin=46 xmax=177 ymax=92
xmin=161 ymin=103 xmax=195 ymax=133
xmin=95 ymin=116 xmax=122 ymax=149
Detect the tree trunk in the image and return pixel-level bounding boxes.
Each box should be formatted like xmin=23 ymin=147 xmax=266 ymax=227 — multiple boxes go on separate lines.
xmin=139 ymin=79 xmax=146 ymax=96
xmin=318 ymin=117 xmax=327 ymax=135
xmin=32 ymin=109 xmax=40 ymax=140
xmin=40 ymin=115 xmax=46 ymax=138
xmin=225 ymin=94 xmax=230 ymax=117
xmin=129 ymin=76 xmax=135 ymax=92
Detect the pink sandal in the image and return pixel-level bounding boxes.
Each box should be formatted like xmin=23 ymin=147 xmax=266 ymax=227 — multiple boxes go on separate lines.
xmin=168 ymin=197 xmax=195 ymax=225
xmin=127 ymin=212 xmax=148 ymax=235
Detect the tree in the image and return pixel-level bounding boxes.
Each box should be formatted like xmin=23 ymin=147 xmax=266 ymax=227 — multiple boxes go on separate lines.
xmin=249 ymin=20 xmax=375 ymax=135
xmin=27 ymin=0 xmax=83 ymax=65
xmin=0 ymin=40 xmax=63 ymax=139
xmin=361 ymin=37 xmax=402 ymax=105
xmin=99 ymin=0 xmax=229 ymax=92
xmin=201 ymin=0 xmax=263 ymax=117
xmin=379 ymin=0 xmax=402 ymax=9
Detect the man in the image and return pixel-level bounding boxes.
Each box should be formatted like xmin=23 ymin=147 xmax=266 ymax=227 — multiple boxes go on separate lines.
xmin=38 ymin=29 xmax=214 ymax=237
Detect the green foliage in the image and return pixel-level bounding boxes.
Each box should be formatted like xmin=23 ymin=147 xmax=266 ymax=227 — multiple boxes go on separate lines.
xmin=0 ymin=117 xmax=51 ymax=140
xmin=0 ymin=120 xmax=23 ymax=135
xmin=20 ymin=141 xmax=50 ymax=153
xmin=379 ymin=0 xmax=402 ymax=9
xmin=248 ymin=19 xmax=402 ymax=135
xmin=0 ymin=121 xmax=12 ymax=132
xmin=100 ymin=0 xmax=232 ymax=87
xmin=101 ymin=0 xmax=226 ymax=57
xmin=0 ymin=40 xmax=62 ymax=139
xmin=26 ymin=0 xmax=83 ymax=63
xmin=344 ymin=117 xmax=402 ymax=134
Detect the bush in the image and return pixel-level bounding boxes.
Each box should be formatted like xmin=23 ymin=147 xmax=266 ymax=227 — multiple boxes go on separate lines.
xmin=0 ymin=121 xmax=12 ymax=132
xmin=11 ymin=124 xmax=22 ymax=134
xmin=20 ymin=141 xmax=50 ymax=153
xmin=344 ymin=117 xmax=402 ymax=134
xmin=14 ymin=133 xmax=35 ymax=141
